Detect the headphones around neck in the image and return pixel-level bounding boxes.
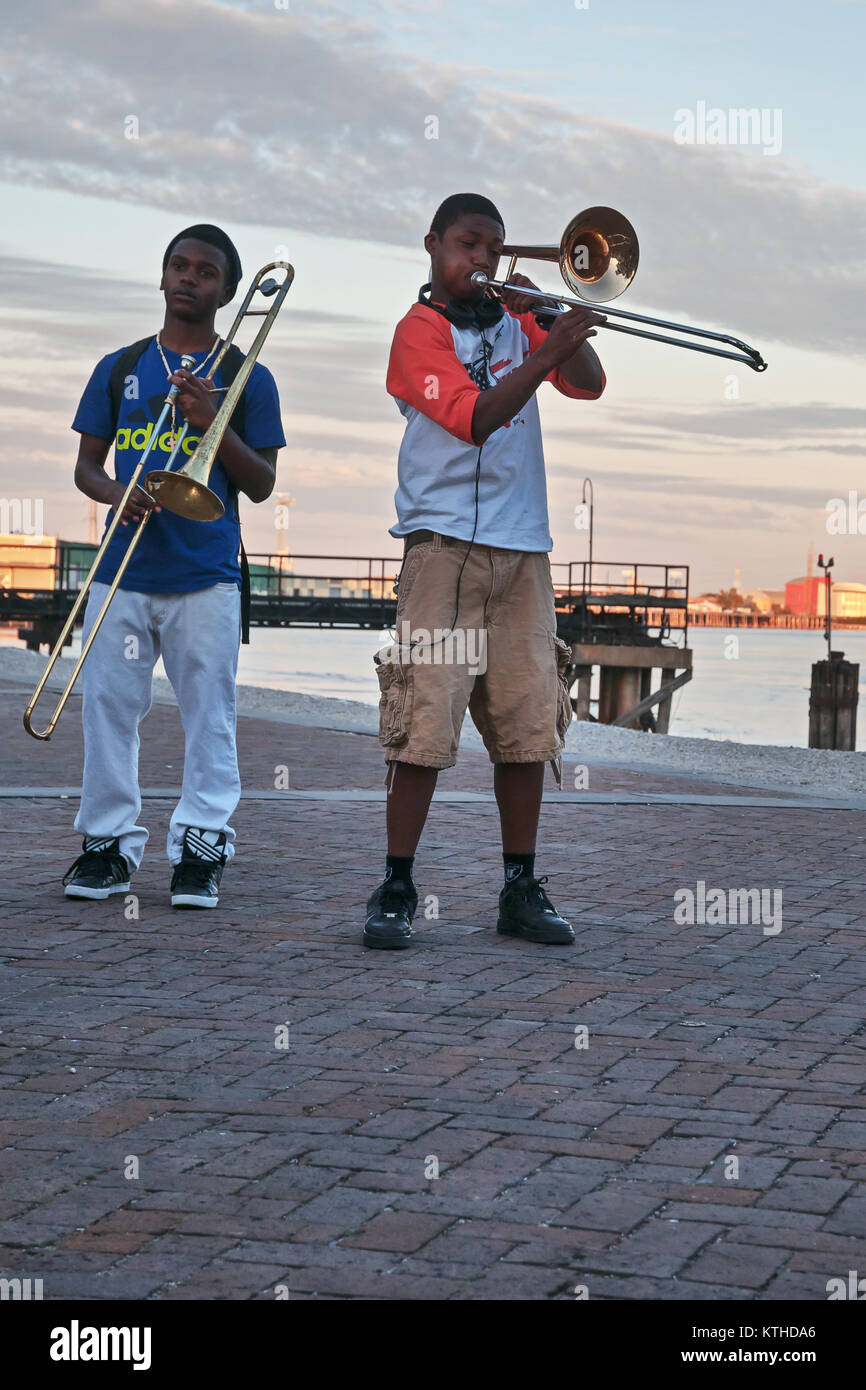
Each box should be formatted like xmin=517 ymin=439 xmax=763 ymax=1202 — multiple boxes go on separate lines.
xmin=418 ymin=282 xmax=504 ymax=331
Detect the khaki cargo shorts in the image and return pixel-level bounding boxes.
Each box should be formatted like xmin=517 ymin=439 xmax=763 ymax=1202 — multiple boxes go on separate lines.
xmin=374 ymin=532 xmax=573 ymax=783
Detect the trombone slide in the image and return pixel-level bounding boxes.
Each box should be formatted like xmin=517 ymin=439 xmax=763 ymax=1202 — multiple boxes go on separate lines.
xmin=470 ymin=273 xmax=767 ymax=371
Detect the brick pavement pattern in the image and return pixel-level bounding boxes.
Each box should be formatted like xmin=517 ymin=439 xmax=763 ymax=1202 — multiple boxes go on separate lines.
xmin=1 ymin=687 xmax=865 ymax=1300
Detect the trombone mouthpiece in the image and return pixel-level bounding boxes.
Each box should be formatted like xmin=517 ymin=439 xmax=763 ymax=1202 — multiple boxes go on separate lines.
xmin=470 ymin=272 xmax=489 ymax=287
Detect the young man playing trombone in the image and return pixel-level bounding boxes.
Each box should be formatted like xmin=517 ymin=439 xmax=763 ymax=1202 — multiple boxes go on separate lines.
xmin=63 ymin=224 xmax=285 ymax=907
xmin=366 ymin=193 xmax=605 ymax=950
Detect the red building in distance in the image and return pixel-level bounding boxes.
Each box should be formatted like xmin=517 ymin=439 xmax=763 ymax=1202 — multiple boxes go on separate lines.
xmin=785 ymin=575 xmax=829 ymax=616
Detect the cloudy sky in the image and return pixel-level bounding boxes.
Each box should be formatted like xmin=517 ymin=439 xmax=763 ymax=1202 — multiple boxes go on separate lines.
xmin=1 ymin=0 xmax=864 ymax=592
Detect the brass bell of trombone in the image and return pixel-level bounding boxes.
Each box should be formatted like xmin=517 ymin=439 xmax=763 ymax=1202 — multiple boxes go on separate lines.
xmin=143 ymin=463 xmax=226 ymax=522
xmin=559 ymin=206 xmax=640 ymax=301
xmin=498 ymin=205 xmax=640 ymax=304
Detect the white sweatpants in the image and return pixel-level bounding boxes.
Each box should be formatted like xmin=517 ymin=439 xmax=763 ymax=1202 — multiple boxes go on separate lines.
xmin=74 ymin=582 xmax=242 ymax=872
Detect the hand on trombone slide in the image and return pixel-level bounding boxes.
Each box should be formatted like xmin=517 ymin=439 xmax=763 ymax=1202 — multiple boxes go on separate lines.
xmin=111 ymin=481 xmax=161 ymax=527
xmin=540 ymin=303 xmax=608 ymax=366
xmin=168 ymin=369 xmax=220 ymax=431
xmin=498 ymin=271 xmax=558 ymax=317
xmin=501 ymin=272 xmax=606 ymax=363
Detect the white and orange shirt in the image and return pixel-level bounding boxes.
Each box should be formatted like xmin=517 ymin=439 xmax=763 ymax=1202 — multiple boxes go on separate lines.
xmin=386 ymin=300 xmax=605 ymax=552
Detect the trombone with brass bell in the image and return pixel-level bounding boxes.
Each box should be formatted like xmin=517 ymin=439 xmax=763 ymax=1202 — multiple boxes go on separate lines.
xmin=23 ymin=261 xmax=294 ymax=741
xmin=471 ymin=206 xmax=768 ymax=372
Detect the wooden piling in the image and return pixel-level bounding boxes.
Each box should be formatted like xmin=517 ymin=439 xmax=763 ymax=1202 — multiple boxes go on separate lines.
xmin=808 ymin=654 xmax=859 ymax=750
xmin=572 ymin=664 xmax=593 ymax=721
xmin=568 ymin=642 xmax=693 ymax=734
xmin=598 ymin=666 xmax=640 ymax=726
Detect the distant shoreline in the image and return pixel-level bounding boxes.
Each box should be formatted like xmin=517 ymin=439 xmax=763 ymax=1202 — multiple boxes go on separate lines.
xmin=688 ymin=614 xmax=865 ymax=630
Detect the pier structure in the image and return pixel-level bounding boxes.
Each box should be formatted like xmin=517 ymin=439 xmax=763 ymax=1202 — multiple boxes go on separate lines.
xmin=2 ymin=539 xmax=692 ymax=732
xmin=551 ymin=559 xmax=691 ymax=733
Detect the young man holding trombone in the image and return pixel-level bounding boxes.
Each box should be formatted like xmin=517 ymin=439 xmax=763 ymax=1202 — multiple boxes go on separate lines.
xmin=59 ymin=224 xmax=286 ymax=907
xmin=366 ymin=193 xmax=606 ymax=950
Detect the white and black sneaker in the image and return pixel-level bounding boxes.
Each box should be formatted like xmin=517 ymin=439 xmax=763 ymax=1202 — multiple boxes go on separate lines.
xmin=63 ymin=837 xmax=131 ymax=900
xmin=170 ymin=828 xmax=228 ymax=909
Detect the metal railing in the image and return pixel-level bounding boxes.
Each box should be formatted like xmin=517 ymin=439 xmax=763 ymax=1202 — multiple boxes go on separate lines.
xmin=550 ymin=560 xmax=690 ymax=646
xmin=245 ymin=552 xmax=400 ymax=600
xmin=1 ymin=545 xmax=690 ymax=645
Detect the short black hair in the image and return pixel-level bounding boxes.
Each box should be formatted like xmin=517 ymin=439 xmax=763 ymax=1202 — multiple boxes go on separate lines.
xmin=430 ymin=194 xmax=505 ymax=239
xmin=162 ymin=224 xmax=243 ymax=300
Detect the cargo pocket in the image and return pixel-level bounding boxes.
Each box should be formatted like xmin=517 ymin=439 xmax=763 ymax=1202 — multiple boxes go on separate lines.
xmin=373 ymin=648 xmax=412 ymax=747
xmin=552 ymin=633 xmax=574 ymax=746
xmin=394 ymin=541 xmax=432 ymax=610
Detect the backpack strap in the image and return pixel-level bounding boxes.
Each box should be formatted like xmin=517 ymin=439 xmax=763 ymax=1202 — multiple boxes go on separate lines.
xmin=108 ymin=336 xmax=156 ymax=434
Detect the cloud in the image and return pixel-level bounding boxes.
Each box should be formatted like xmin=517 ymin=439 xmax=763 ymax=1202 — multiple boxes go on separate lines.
xmin=0 ymin=244 xmax=402 ymax=553
xmin=1 ymin=2 xmax=863 ymax=589
xmin=545 ymin=399 xmax=866 ymax=460
xmin=0 ymin=252 xmax=396 ymax=438
xmin=0 ymin=255 xmax=369 ymax=331
xmin=1 ymin=246 xmax=860 ymax=559
xmin=0 ymin=0 xmax=863 ymax=355
xmin=600 ymin=24 xmax=747 ymax=42
xmin=546 ymin=461 xmax=828 ymax=506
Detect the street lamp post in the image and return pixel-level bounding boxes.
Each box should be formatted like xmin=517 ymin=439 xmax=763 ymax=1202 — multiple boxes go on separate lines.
xmin=581 ymin=477 xmax=594 ymax=592
xmin=274 ymin=493 xmax=296 ymax=594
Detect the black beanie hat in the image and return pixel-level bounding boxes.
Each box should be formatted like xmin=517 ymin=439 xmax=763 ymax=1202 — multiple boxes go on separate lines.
xmin=162 ymin=224 xmax=243 ymax=300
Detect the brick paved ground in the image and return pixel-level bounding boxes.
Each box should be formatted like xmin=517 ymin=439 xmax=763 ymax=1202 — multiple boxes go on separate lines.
xmin=1 ymin=683 xmax=865 ymax=1300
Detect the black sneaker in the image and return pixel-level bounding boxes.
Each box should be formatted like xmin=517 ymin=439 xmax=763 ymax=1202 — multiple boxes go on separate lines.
xmin=497 ymin=875 xmax=575 ymax=945
xmin=170 ymin=828 xmax=227 ymax=908
xmin=363 ymin=875 xmax=418 ymax=950
xmin=63 ymin=837 xmax=131 ymax=900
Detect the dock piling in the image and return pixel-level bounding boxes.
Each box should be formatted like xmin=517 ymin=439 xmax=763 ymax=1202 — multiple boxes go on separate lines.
xmin=808 ymin=653 xmax=859 ymax=750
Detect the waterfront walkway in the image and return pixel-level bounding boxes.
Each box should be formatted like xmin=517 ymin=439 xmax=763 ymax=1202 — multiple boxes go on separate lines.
xmin=1 ymin=679 xmax=865 ymax=1300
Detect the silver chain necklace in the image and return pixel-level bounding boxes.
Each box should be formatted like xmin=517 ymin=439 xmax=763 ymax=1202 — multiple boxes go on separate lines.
xmin=155 ymin=331 xmax=222 ymax=446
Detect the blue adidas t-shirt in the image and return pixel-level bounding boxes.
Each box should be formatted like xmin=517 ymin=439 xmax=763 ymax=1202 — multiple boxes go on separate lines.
xmin=72 ymin=338 xmax=286 ymax=594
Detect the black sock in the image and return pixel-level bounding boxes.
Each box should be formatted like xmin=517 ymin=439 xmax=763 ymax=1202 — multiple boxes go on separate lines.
xmin=385 ymin=854 xmax=415 ymax=885
xmin=503 ymin=852 xmax=535 ymax=884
